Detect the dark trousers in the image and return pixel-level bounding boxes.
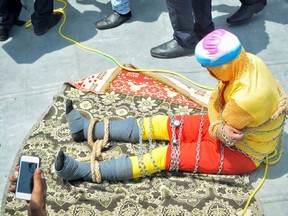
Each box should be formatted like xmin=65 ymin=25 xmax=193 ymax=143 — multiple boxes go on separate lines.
xmin=0 ymin=0 xmax=53 ymax=29
xmin=166 ymin=0 xmax=214 ymax=48
xmin=240 ymin=0 xmax=267 ymax=4
xmin=31 ymin=0 xmax=54 ymax=28
xmin=0 ymin=0 xmax=22 ymax=30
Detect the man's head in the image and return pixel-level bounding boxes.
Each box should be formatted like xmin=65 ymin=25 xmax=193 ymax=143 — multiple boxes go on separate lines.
xmin=195 ymin=29 xmax=242 ymax=67
xmin=195 ymin=29 xmax=249 ymax=82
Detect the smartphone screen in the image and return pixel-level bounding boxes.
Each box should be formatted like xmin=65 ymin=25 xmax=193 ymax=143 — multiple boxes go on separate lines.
xmin=17 ymin=162 xmax=37 ymax=194
xmin=16 ymin=156 xmax=40 ymax=200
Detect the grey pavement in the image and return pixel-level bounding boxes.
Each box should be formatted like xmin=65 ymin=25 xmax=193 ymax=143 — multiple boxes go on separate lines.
xmin=0 ymin=0 xmax=287 ymax=215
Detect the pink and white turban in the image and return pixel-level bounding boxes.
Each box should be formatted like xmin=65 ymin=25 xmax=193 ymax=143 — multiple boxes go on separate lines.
xmin=195 ymin=29 xmax=242 ymax=67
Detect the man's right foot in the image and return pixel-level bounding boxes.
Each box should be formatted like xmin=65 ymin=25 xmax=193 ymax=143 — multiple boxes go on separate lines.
xmin=34 ymin=12 xmax=63 ymax=36
xmin=0 ymin=28 xmax=9 ymax=41
xmin=95 ymin=11 xmax=131 ymax=30
xmin=65 ymin=99 xmax=87 ymax=142
xmin=150 ymin=39 xmax=196 ymax=59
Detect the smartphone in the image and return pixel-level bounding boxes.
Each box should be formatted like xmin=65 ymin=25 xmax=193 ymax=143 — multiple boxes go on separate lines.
xmin=15 ymin=155 xmax=40 ymax=200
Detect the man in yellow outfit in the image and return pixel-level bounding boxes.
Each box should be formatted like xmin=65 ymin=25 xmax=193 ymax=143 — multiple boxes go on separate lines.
xmin=55 ymin=29 xmax=286 ymax=183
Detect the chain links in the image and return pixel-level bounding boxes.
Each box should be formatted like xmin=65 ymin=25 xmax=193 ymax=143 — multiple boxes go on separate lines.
xmin=217 ymin=142 xmax=225 ymax=174
xmin=169 ymin=114 xmax=184 ymax=172
xmin=193 ymin=111 xmax=205 ymax=174
xmin=148 ymin=117 xmax=161 ymax=173
xmin=137 ymin=116 xmax=162 ymax=177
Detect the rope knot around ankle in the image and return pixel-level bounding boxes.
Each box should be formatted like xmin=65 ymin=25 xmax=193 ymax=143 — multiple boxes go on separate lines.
xmin=87 ymin=117 xmax=110 ymax=183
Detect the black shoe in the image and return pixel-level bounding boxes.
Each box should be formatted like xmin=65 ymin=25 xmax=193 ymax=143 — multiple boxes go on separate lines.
xmin=34 ymin=12 xmax=63 ymax=36
xmin=227 ymin=1 xmax=266 ymax=25
xmin=0 ymin=28 xmax=10 ymax=41
xmin=95 ymin=11 xmax=131 ymax=30
xmin=150 ymin=39 xmax=196 ymax=59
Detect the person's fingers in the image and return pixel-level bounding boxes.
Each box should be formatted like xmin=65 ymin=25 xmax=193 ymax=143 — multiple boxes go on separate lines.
xmin=8 ymin=177 xmax=18 ymax=193
xmin=230 ymin=134 xmax=244 ymax=141
xmin=9 ymin=177 xmax=17 ymax=183
xmin=8 ymin=187 xmax=16 ymax=192
xmin=40 ymin=172 xmax=47 ymax=194
xmin=33 ymin=168 xmax=43 ymax=193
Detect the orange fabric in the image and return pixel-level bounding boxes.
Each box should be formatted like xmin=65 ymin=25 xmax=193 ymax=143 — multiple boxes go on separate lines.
xmin=165 ymin=115 xmax=257 ymax=174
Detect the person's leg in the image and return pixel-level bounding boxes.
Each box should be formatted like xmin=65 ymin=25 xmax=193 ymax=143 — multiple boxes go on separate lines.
xmin=9 ymin=0 xmax=22 ymax=23
xmin=65 ymin=100 xmax=140 ymax=143
xmin=226 ymin=0 xmax=267 ymax=25
xmin=165 ymin=115 xmax=257 ymax=174
xmin=192 ymin=0 xmax=214 ymax=41
xmin=31 ymin=0 xmax=62 ymax=35
xmin=150 ymin=0 xmax=196 ymax=59
xmin=55 ymin=150 xmax=133 ymax=182
xmin=55 ymin=145 xmax=168 ymax=182
xmin=112 ymin=0 xmax=130 ymax=15
xmin=95 ymin=0 xmax=131 ymax=30
xmin=168 ymin=0 xmax=196 ymax=48
xmin=0 ymin=0 xmax=11 ymax=41
xmin=0 ymin=0 xmax=21 ymax=41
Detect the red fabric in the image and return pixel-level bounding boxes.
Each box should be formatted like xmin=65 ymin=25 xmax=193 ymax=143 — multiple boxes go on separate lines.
xmin=165 ymin=115 xmax=257 ymax=175
xmin=109 ymin=69 xmax=203 ymax=108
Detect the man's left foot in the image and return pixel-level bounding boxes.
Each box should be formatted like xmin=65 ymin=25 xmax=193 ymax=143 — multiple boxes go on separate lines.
xmin=150 ymin=39 xmax=196 ymax=59
xmin=54 ymin=150 xmax=92 ymax=181
xmin=227 ymin=1 xmax=266 ymax=25
xmin=34 ymin=12 xmax=63 ymax=36
xmin=95 ymin=11 xmax=131 ymax=30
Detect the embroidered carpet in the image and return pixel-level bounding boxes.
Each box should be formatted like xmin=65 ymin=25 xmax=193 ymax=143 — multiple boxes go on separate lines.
xmin=2 ymin=65 xmax=263 ymax=215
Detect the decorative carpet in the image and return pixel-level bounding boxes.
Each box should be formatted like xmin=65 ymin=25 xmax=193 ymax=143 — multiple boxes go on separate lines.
xmin=2 ymin=65 xmax=263 ymax=215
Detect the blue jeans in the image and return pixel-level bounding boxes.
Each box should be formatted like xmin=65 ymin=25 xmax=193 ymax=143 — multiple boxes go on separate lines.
xmin=112 ymin=0 xmax=130 ymax=15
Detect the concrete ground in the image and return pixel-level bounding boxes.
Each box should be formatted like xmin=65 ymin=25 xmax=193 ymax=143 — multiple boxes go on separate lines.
xmin=1 ymin=0 xmax=287 ymax=215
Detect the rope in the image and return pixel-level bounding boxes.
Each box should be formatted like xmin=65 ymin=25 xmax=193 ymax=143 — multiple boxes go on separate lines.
xmin=86 ymin=118 xmax=110 ymax=183
xmin=23 ymin=0 xmax=214 ymax=91
xmin=240 ymin=94 xmax=287 ymax=215
xmin=271 ymin=80 xmax=288 ymax=120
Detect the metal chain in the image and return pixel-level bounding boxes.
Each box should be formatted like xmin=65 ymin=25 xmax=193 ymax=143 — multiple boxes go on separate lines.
xmin=220 ymin=121 xmax=236 ymax=147
xmin=148 ymin=117 xmax=161 ymax=173
xmin=243 ymin=119 xmax=285 ymax=135
xmin=216 ymin=84 xmax=286 ymax=166
xmin=217 ymin=142 xmax=225 ymax=174
xmin=193 ymin=111 xmax=205 ymax=174
xmin=169 ymin=114 xmax=184 ymax=171
xmin=137 ymin=116 xmax=151 ymax=177
xmin=217 ymin=85 xmax=235 ymax=147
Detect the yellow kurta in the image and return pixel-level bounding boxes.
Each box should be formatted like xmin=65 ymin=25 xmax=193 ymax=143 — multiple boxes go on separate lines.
xmin=208 ymin=51 xmax=285 ymax=165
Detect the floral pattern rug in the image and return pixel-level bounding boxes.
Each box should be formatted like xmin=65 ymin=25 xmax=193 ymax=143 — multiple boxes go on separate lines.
xmin=2 ymin=67 xmax=263 ymax=215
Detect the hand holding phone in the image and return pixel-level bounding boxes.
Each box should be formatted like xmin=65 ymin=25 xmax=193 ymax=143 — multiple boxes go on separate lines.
xmin=9 ymin=162 xmax=47 ymax=216
xmin=15 ymin=155 xmax=40 ymax=200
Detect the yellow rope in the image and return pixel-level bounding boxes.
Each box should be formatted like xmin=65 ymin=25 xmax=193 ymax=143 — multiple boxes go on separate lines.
xmin=241 ymin=136 xmax=285 ymax=215
xmin=24 ymin=0 xmax=213 ymax=91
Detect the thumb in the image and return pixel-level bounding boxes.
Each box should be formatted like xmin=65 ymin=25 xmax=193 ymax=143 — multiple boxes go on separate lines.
xmin=33 ymin=168 xmax=43 ymax=192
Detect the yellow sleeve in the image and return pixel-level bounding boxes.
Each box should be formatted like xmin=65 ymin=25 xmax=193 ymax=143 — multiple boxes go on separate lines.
xmin=208 ymin=84 xmax=221 ymax=137
xmin=208 ymin=83 xmax=254 ymax=137
xmin=208 ymin=84 xmax=221 ymax=124
xmin=222 ymin=99 xmax=254 ymax=129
